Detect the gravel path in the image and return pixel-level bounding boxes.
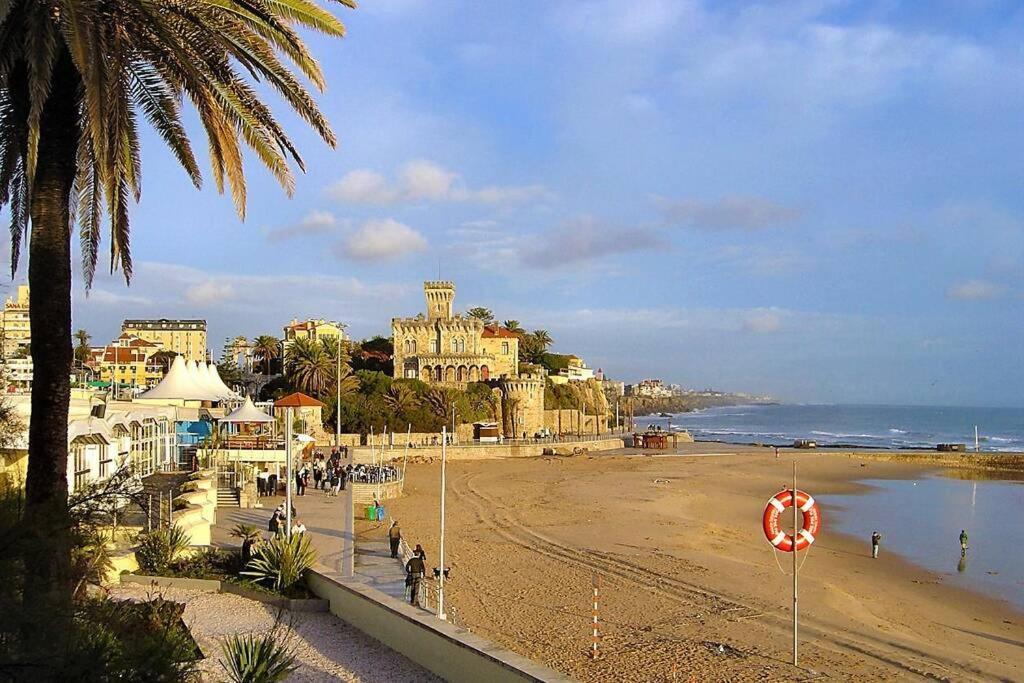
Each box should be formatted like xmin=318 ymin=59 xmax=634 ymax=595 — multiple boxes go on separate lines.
xmin=109 ymin=586 xmax=440 ymax=682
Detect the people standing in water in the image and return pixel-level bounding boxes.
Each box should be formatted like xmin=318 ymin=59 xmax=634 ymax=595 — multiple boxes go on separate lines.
xmin=959 ymin=529 xmax=969 ymax=556
xmin=871 ymin=530 xmax=881 ymax=559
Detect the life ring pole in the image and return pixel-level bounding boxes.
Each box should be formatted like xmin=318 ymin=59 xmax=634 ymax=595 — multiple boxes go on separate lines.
xmin=792 ymin=459 xmax=798 ymax=668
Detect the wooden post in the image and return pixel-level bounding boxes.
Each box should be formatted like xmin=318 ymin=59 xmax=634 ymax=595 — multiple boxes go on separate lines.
xmin=591 ymin=574 xmax=601 ymax=659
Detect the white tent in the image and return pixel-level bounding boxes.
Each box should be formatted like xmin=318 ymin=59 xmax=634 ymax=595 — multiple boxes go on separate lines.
xmin=139 ymin=355 xmax=220 ymax=401
xmin=206 ymin=363 xmax=238 ymax=399
xmin=220 ymin=397 xmax=274 ymax=423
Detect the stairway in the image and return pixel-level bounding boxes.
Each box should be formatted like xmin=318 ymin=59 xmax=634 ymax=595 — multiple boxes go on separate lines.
xmin=217 ymin=485 xmax=240 ymax=508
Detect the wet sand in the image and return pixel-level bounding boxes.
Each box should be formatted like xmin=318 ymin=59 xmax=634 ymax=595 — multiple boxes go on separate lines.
xmin=385 ymin=444 xmax=1024 ymax=682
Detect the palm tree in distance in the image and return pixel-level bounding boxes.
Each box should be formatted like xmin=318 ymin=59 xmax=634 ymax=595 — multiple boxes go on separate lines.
xmin=532 ymin=329 xmax=553 ymax=349
xmin=385 ymin=382 xmax=419 ymax=415
xmin=502 ymin=320 xmax=524 ymax=334
xmin=73 ymin=329 xmax=91 ymax=365
xmin=253 ymin=335 xmax=282 ymax=375
xmin=285 ymin=338 xmax=333 ymax=397
xmin=0 ymin=0 xmax=353 ymax=664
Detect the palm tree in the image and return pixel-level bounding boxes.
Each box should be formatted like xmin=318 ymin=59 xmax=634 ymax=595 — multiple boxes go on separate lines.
xmin=73 ymin=329 xmax=91 ymax=365
xmin=425 ymin=388 xmax=453 ymax=422
xmin=333 ymin=362 xmax=360 ymax=401
xmin=2 ymin=1 xmax=353 ymax=657
xmin=384 ymin=383 xmax=418 ymax=415
xmin=466 ymin=307 xmax=494 ymax=323
xmin=532 ymin=330 xmax=553 ymax=350
xmin=502 ymin=320 xmax=524 ymax=335
xmin=253 ymin=336 xmax=282 ymax=375
xmin=285 ymin=338 xmax=332 ymax=397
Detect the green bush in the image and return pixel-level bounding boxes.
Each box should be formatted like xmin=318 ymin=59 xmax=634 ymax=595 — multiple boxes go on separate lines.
xmin=220 ymin=630 xmax=296 ymax=683
xmin=243 ymin=533 xmax=316 ymax=592
xmin=167 ymin=548 xmax=239 ymax=578
xmin=135 ymin=526 xmax=191 ymax=575
xmin=65 ymin=596 xmax=201 ymax=681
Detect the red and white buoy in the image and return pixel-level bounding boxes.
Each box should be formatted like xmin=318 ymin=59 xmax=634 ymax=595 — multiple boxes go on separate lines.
xmin=762 ymin=488 xmax=821 ymax=552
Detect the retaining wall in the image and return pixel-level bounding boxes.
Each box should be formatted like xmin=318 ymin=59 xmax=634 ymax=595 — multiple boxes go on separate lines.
xmin=306 ymin=570 xmax=571 ymax=683
xmin=351 ymin=437 xmax=625 ymax=463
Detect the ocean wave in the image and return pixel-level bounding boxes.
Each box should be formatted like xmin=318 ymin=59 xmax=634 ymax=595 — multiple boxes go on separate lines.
xmin=888 ymin=428 xmax=908 ymax=434
xmin=810 ymin=430 xmax=884 ymax=439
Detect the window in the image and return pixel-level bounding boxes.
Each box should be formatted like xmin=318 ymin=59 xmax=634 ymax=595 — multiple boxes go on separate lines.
xmin=73 ymin=447 xmax=89 ymax=491
xmin=410 ymin=340 xmax=417 ymax=353
xmin=502 ymin=342 xmax=509 ymax=355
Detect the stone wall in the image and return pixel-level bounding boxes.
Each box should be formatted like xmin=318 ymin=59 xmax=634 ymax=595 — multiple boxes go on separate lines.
xmin=499 ymin=375 xmax=545 ymax=438
xmin=350 ymin=437 xmax=625 ymax=463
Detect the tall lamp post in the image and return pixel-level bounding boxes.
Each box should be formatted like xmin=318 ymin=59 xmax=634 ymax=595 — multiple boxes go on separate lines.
xmin=274 ymin=392 xmax=325 ymax=539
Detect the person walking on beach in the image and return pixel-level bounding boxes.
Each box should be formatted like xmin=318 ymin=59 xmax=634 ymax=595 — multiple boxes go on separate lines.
xmin=405 ymin=549 xmax=426 ymax=605
xmin=959 ymin=529 xmax=969 ymax=556
xmin=871 ymin=531 xmax=881 ymax=558
xmin=388 ymin=521 xmax=402 ymax=558
xmin=774 ymin=446 xmax=780 ymax=459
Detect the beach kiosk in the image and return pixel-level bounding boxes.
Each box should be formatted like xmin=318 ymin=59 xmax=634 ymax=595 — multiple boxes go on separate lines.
xmin=474 ymin=421 xmax=500 ymax=443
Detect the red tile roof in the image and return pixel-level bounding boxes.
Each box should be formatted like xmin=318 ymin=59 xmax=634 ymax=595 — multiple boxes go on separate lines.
xmin=482 ymin=324 xmax=518 ymax=339
xmin=274 ymin=392 xmax=325 ymax=408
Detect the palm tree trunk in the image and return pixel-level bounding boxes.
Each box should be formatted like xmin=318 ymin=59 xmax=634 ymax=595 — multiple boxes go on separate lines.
xmin=22 ymin=49 xmax=80 ymax=669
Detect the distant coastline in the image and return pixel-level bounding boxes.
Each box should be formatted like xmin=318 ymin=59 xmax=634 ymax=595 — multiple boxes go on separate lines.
xmin=629 ymin=394 xmax=774 ymax=417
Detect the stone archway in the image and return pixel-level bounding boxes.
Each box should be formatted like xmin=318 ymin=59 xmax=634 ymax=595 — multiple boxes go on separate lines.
xmin=481 ymin=365 xmax=489 ymax=380
xmin=420 ymin=366 xmax=432 ymax=382
xmin=469 ymin=365 xmax=479 ymax=382
xmin=435 ymin=365 xmax=443 ymax=382
xmin=445 ymin=366 xmax=456 ymax=383
xmin=457 ymin=365 xmax=468 ymax=382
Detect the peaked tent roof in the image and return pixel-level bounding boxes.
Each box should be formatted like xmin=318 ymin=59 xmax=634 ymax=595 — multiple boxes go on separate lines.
xmin=206 ymin=363 xmax=238 ymax=399
xmin=274 ymin=392 xmax=325 ymax=408
xmin=220 ymin=397 xmax=274 ymax=423
xmin=139 ymin=355 xmax=223 ymax=401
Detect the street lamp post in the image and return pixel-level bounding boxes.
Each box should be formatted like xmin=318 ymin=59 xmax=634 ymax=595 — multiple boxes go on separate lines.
xmin=438 ymin=426 xmax=448 ymax=620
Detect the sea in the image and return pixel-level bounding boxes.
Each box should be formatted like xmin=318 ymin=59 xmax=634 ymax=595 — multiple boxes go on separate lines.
xmin=648 ymin=403 xmax=1024 ymax=609
xmin=649 ymin=403 xmax=1024 ymax=453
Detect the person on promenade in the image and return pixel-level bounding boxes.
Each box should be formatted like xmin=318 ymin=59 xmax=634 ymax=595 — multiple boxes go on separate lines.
xmin=414 ymin=543 xmax=427 ymax=565
xmin=374 ymin=499 xmax=385 ymax=523
xmin=389 ymin=521 xmax=402 ymax=558
xmin=312 ymin=461 xmax=323 ymax=491
xmin=959 ymin=529 xmax=969 ymax=556
xmin=871 ymin=531 xmax=881 ymax=558
xmin=268 ymin=510 xmax=281 ymax=536
xmin=256 ymin=468 xmax=269 ymax=498
xmin=296 ymin=467 xmax=306 ymax=496
xmin=405 ymin=550 xmax=426 ymax=605
xmin=294 ymin=520 xmax=307 ymax=537
xmin=339 ymin=465 xmax=348 ymax=492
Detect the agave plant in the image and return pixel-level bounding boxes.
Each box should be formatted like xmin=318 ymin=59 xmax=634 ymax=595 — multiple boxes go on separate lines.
xmin=242 ymin=533 xmax=316 ymax=592
xmin=135 ymin=525 xmax=191 ymax=575
xmin=220 ymin=631 xmax=297 ymax=683
xmin=230 ymin=524 xmax=262 ymax=544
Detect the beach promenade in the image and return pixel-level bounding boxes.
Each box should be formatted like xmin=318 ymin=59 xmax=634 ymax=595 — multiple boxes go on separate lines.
xmin=212 ymin=488 xmax=416 ymax=605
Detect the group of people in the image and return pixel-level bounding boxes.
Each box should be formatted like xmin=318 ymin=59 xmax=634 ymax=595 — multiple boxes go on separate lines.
xmin=870 ymin=529 xmax=970 ymax=558
xmin=267 ymin=502 xmax=307 ymax=537
xmin=384 ymin=520 xmax=432 ymax=607
xmin=255 ymin=469 xmax=280 ymax=497
xmin=348 ymin=463 xmax=400 ymax=484
xmin=293 ymin=449 xmax=352 ymax=496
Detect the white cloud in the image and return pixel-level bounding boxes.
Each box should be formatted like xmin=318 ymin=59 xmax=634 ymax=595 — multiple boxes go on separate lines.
xmin=336 ymin=219 xmax=428 ymax=261
xmin=946 ymin=279 xmax=1003 ymax=301
xmin=327 ymin=160 xmax=552 ymax=206
xmin=743 ymin=310 xmax=783 ymax=334
xmin=185 ymin=280 xmax=236 ymax=305
xmin=264 ymin=210 xmax=340 ymax=242
xmin=85 ymin=288 xmax=153 ymax=306
xmin=552 ymin=0 xmax=699 ymax=43
xmin=656 ymin=195 xmax=803 ymax=230
xmin=516 ymin=216 xmax=667 ymax=269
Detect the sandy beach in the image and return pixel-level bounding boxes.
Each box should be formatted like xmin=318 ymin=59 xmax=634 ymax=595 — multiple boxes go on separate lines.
xmin=383 ymin=444 xmax=1024 ymax=681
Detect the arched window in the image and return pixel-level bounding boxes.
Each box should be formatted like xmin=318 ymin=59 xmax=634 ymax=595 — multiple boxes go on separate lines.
xmin=481 ymin=365 xmax=489 ymax=380
xmin=410 ymin=339 xmax=417 ymax=353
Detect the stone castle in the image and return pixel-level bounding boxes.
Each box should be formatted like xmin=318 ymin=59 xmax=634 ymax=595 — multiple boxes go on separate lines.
xmin=392 ymin=281 xmax=519 ymax=385
xmin=391 ymin=281 xmax=551 ymax=438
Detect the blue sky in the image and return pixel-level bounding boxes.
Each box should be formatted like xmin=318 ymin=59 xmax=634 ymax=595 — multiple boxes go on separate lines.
xmin=10 ymin=0 xmax=1024 ymax=406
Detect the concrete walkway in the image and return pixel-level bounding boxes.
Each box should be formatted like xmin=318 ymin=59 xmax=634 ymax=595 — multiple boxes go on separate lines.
xmin=211 ymin=487 xmax=415 ymax=607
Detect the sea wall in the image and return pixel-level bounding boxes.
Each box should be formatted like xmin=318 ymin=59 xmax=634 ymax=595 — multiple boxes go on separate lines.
xmin=839 ymin=450 xmax=1024 ymax=473
xmin=306 ymin=570 xmax=571 ymax=683
xmin=350 ymin=437 xmax=625 ymax=463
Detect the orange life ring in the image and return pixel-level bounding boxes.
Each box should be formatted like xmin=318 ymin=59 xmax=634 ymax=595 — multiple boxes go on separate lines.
xmin=762 ymin=489 xmax=821 ymax=552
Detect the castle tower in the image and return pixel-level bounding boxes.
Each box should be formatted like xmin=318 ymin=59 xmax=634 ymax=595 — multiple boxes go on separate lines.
xmin=424 ymin=281 xmax=455 ymax=321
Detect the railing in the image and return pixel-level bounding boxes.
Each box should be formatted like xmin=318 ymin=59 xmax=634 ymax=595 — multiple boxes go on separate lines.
xmin=222 ymin=436 xmax=285 ymax=451
xmin=395 ymin=528 xmax=458 ymax=624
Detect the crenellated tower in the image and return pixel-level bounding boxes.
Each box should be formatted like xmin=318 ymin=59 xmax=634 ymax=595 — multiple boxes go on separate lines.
xmin=424 ymin=281 xmax=455 ymax=321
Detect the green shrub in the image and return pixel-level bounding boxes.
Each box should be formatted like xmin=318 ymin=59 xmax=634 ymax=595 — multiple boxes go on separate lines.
xmin=135 ymin=526 xmax=191 ymax=575
xmin=220 ymin=630 xmax=296 ymax=683
xmin=242 ymin=534 xmax=316 ymax=592
xmin=168 ymin=548 xmax=239 ymax=578
xmin=65 ymin=596 xmax=201 ymax=681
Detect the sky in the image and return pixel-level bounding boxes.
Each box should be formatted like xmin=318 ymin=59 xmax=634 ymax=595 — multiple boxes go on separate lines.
xmin=6 ymin=0 xmax=1024 ymax=406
